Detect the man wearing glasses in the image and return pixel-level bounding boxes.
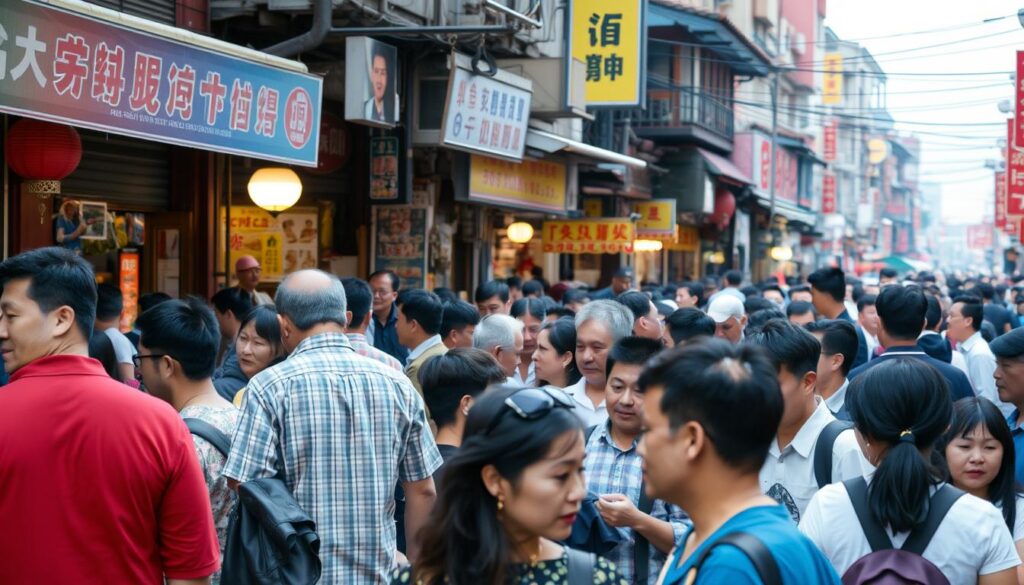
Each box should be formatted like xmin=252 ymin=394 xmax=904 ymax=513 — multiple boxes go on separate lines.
xmin=235 ymin=255 xmax=273 ymax=306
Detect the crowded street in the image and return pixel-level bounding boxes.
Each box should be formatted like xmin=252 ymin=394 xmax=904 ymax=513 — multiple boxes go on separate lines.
xmin=3 ymin=0 xmax=1024 ymax=584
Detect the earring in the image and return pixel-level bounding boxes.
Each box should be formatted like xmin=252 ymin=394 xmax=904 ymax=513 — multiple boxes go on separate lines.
xmin=497 ymin=496 xmax=504 ymax=512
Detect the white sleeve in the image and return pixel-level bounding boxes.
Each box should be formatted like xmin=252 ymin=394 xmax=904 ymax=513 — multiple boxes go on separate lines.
xmin=104 ymin=330 xmax=137 ymax=364
xmin=978 ymin=499 xmax=1022 ymax=575
xmin=832 ymin=429 xmax=873 ymax=482
xmin=1014 ymin=497 xmax=1024 ymax=542
xmin=799 ymin=490 xmax=827 ymax=551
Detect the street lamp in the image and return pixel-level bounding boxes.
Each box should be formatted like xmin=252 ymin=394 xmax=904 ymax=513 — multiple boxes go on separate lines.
xmin=247 ymin=167 xmax=302 ymax=216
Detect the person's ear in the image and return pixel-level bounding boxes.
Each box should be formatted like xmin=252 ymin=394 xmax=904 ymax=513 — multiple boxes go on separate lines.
xmin=832 ymin=353 xmax=845 ymax=373
xmin=802 ymin=370 xmax=817 ymax=393
xmin=51 ymin=305 xmax=77 ymax=338
xmin=345 ymin=311 xmax=353 ymax=327
xmin=160 ymin=355 xmax=177 ymax=379
xmin=560 ymin=351 xmax=573 ymax=369
xmin=459 ymin=394 xmax=474 ymax=417
xmin=481 ymin=464 xmax=504 ymax=499
xmin=680 ymin=421 xmax=705 ymax=462
xmin=277 ymin=314 xmax=293 ymax=340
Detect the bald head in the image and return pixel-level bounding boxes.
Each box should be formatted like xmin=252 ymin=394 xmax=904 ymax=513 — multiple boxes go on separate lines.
xmin=275 ymin=269 xmax=348 ymax=331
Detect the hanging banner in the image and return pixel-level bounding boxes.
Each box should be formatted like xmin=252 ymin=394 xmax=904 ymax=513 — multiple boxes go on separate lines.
xmin=569 ymin=0 xmax=645 ymax=107
xmin=542 ymin=219 xmax=634 ymax=254
xmin=996 ymin=171 xmax=1009 ymax=232
xmin=632 ymin=199 xmax=677 ymax=239
xmin=0 ymin=0 xmax=322 ymax=166
xmin=822 ymin=53 xmax=843 ymax=105
xmin=1007 ymin=120 xmax=1024 ymax=214
xmin=823 ymin=119 xmax=837 ymax=162
xmin=822 ymin=172 xmax=837 ymax=214
xmin=966 ymin=225 xmax=994 ymax=250
xmin=468 ymin=155 xmax=567 ymax=213
xmin=440 ymin=53 xmax=532 ymax=162
xmin=219 ymin=207 xmax=319 ymax=282
xmin=119 ymin=250 xmax=140 ymax=332
xmin=1016 ymin=51 xmax=1024 ymax=149
xmin=371 ymin=206 xmax=431 ymax=290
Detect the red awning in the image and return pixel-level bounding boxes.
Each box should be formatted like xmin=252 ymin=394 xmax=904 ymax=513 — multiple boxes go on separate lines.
xmin=698 ymin=148 xmax=751 ymax=186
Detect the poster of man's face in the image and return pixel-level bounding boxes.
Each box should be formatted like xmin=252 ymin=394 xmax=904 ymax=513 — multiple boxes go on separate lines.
xmin=345 ymin=37 xmax=398 ymax=128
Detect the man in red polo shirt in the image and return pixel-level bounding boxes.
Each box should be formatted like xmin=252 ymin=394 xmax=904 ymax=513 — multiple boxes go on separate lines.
xmin=0 ymin=247 xmax=219 ymax=585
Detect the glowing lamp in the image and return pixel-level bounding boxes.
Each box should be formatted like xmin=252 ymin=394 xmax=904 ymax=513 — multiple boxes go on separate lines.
xmin=507 ymin=222 xmax=535 ymax=244
xmin=708 ymin=251 xmax=726 ymax=265
xmin=633 ymin=239 xmax=664 ymax=252
xmin=770 ymin=245 xmax=794 ymax=261
xmin=247 ymin=167 xmax=302 ymax=215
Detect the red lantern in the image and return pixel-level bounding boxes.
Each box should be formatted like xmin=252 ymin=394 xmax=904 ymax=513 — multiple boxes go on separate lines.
xmin=710 ymin=189 xmax=736 ymax=229
xmin=4 ymin=119 xmax=82 ymax=224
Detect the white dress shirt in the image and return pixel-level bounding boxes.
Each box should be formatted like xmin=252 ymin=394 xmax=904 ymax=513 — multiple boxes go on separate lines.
xmin=562 ymin=377 xmax=608 ymax=429
xmin=960 ymin=331 xmax=1015 ymax=417
xmin=823 ymin=379 xmax=849 ymax=417
xmin=512 ymin=361 xmax=537 ymax=388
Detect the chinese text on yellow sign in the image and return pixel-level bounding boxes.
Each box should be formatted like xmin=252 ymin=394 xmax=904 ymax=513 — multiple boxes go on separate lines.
xmin=469 ymin=155 xmax=567 ymax=213
xmin=542 ymin=219 xmax=635 ymax=254
xmin=633 ymin=199 xmax=677 ymax=238
xmin=570 ymin=0 xmax=644 ymax=106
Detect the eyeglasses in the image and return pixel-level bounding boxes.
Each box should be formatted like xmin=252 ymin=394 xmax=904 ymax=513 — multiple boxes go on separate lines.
xmin=483 ymin=387 xmax=575 ymax=435
xmin=132 ymin=354 xmax=168 ymax=368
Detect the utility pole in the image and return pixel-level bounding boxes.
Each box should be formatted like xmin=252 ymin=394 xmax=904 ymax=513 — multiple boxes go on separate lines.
xmin=768 ymin=0 xmax=782 ymax=243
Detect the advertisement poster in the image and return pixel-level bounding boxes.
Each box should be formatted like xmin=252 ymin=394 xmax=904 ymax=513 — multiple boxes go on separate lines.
xmin=468 ymin=155 xmax=566 ymax=213
xmin=370 ymin=136 xmax=400 ymax=200
xmin=371 ymin=205 xmax=431 ymax=290
xmin=219 ymin=206 xmax=319 ymax=282
xmin=344 ymin=37 xmax=399 ymax=128
xmin=569 ymin=0 xmax=645 ymax=106
xmin=80 ymin=201 xmax=108 ymax=240
xmin=119 ymin=250 xmax=139 ymax=331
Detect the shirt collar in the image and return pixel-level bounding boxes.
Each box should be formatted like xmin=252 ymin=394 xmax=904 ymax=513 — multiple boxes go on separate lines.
xmin=824 ymin=379 xmax=849 ymax=415
xmin=882 ymin=344 xmax=925 ymax=355
xmin=564 ymin=377 xmax=604 ymax=411
xmin=772 ymin=398 xmax=833 ymax=458
xmin=960 ymin=331 xmax=984 ymax=353
xmin=292 ymin=332 xmax=354 ymax=357
xmin=8 ymin=354 xmax=110 ymax=383
xmin=407 ymin=335 xmax=443 ymax=363
xmin=1008 ymin=409 xmax=1024 ymax=432
xmin=345 ymin=332 xmax=368 ymax=344
xmin=596 ymin=419 xmax=639 ymax=453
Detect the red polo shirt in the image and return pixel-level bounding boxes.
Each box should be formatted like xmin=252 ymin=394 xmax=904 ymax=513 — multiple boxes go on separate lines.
xmin=0 ymin=354 xmax=220 ymax=584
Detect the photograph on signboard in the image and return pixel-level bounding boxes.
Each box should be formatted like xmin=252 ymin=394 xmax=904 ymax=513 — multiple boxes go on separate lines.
xmin=345 ymin=37 xmax=399 ymax=128
xmin=79 ymin=201 xmax=108 ymax=241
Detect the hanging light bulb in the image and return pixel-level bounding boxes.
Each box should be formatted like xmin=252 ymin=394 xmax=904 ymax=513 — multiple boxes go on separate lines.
xmin=247 ymin=167 xmax=303 ymax=216
xmin=770 ymin=245 xmax=794 ymax=261
xmin=633 ymin=239 xmax=664 ymax=252
xmin=506 ymin=222 xmax=535 ymax=244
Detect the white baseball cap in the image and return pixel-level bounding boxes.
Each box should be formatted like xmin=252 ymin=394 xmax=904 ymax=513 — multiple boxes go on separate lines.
xmin=707 ymin=295 xmax=745 ymax=324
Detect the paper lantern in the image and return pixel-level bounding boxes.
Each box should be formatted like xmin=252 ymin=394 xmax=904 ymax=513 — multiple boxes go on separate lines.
xmin=5 ymin=119 xmax=83 ymax=224
xmin=633 ymin=239 xmax=664 ymax=252
xmin=710 ymin=189 xmax=736 ymax=229
xmin=507 ymin=222 xmax=534 ymax=244
xmin=248 ymin=167 xmax=302 ymax=215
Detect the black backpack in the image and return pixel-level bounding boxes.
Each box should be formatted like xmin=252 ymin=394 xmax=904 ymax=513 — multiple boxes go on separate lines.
xmin=684 ymin=532 xmax=782 ymax=585
xmin=814 ymin=420 xmax=854 ymax=488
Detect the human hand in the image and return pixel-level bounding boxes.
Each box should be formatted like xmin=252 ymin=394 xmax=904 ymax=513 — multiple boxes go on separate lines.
xmin=596 ymin=494 xmax=640 ymax=529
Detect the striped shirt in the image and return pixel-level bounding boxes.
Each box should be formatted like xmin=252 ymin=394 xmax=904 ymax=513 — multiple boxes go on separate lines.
xmin=223 ymin=333 xmax=442 ymax=584
xmin=347 ymin=332 xmax=404 ymax=372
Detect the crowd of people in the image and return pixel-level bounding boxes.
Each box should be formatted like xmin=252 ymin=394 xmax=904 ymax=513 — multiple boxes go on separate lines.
xmin=6 ymin=248 xmax=1024 ymax=584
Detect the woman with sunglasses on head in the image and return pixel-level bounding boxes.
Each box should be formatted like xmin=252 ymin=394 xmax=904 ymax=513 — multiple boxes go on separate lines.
xmin=938 ymin=397 xmax=1024 ymax=582
xmin=392 ymin=384 xmax=628 ymax=585
xmin=532 ymin=317 xmax=581 ymax=391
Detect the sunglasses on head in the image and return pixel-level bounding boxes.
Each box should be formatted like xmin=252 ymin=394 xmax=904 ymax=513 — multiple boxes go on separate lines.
xmin=483 ymin=387 xmax=576 ymax=435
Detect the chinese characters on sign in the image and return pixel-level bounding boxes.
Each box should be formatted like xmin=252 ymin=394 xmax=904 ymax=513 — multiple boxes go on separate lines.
xmin=632 ymin=199 xmax=677 ymax=239
xmin=0 ymin=1 xmax=322 ymax=166
xmin=441 ymin=54 xmax=532 ymax=162
xmin=371 ymin=206 xmax=431 ymax=290
xmin=822 ymin=53 xmax=843 ymax=105
xmin=823 ymin=119 xmax=837 ymax=162
xmin=220 ymin=207 xmax=319 ymax=282
xmin=370 ymin=137 xmax=400 ymax=200
xmin=997 ymin=172 xmax=1011 ymax=233
xmin=822 ymin=172 xmax=837 ymax=214
xmin=740 ymin=133 xmax=800 ymax=205
xmin=542 ymin=219 xmax=635 ymax=254
xmin=966 ymin=225 xmax=994 ymax=250
xmin=1007 ymin=120 xmax=1024 ymax=215
xmin=1015 ymin=51 xmax=1024 ymax=149
xmin=119 ymin=250 xmax=140 ymax=331
xmin=469 ymin=155 xmax=567 ymax=213
xmin=570 ymin=0 xmax=644 ymax=106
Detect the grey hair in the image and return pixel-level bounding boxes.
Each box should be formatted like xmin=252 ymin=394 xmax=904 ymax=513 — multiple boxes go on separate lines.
xmin=274 ymin=269 xmax=348 ymax=330
xmin=472 ymin=313 xmax=523 ymax=352
xmin=575 ymin=299 xmax=633 ymax=342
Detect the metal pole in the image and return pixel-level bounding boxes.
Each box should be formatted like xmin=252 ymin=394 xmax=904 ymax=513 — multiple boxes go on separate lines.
xmin=768 ymin=2 xmax=781 ymax=233
xmin=328 ymin=24 xmax=516 ymax=38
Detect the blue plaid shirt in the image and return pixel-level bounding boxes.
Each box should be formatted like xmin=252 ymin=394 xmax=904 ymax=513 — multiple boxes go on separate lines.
xmin=585 ymin=423 xmax=689 ymax=584
xmin=223 ymin=333 xmax=442 ymax=584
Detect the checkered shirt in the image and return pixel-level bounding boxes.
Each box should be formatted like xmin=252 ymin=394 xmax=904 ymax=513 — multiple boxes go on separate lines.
xmin=347 ymin=332 xmax=404 ymax=372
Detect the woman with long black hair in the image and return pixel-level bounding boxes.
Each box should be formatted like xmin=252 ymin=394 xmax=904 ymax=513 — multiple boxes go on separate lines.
xmin=392 ymin=384 xmax=628 ymax=585
xmin=800 ymin=360 xmax=1020 ymax=584
xmin=511 ymin=298 xmax=547 ymax=388
xmin=532 ymin=317 xmax=581 ymax=390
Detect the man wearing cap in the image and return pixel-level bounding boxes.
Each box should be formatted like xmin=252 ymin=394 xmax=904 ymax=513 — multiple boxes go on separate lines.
xmin=235 ymin=255 xmax=273 ymax=306
xmin=591 ymin=267 xmax=634 ymax=300
xmin=992 ymin=328 xmax=1024 ymax=485
xmin=707 ymin=295 xmax=747 ymax=344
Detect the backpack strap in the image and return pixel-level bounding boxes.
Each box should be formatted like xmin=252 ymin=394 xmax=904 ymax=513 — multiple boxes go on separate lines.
xmin=843 ymin=477 xmax=894 ymax=552
xmin=813 ymin=420 xmax=853 ymax=488
xmin=184 ymin=417 xmax=232 ymax=458
xmin=584 ymin=424 xmax=598 ymax=444
xmin=634 ymin=481 xmax=654 ymax=583
xmin=691 ymin=532 xmax=782 ymax=585
xmin=901 ymin=484 xmax=966 ymax=555
xmin=565 ymin=548 xmax=596 ymax=585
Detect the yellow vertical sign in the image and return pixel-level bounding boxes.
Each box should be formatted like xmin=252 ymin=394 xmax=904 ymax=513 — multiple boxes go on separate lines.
xmin=823 ymin=53 xmax=843 ymax=105
xmin=570 ymin=0 xmax=644 ymax=106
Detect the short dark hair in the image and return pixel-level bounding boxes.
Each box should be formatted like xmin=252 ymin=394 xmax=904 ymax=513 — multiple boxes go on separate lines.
xmin=505 ymin=276 xmax=522 ymax=290
xmin=433 ymin=287 xmax=460 ymax=304
xmin=805 ymin=319 xmax=859 ymax=376
xmin=369 ymin=270 xmax=400 ymax=293
xmin=398 ymin=289 xmax=444 ymax=335
xmin=546 ymin=306 xmax=576 ymax=319
xmin=137 ymin=297 xmax=220 ymax=380
xmin=976 ymin=282 xmax=996 ymax=301
xmin=666 ymin=307 xmax=716 ymax=344
xmin=95 ymin=283 xmax=124 ymax=322
xmin=760 ymin=284 xmax=783 ymax=296
xmin=744 ymin=296 xmax=775 ymax=316
xmin=440 ymin=300 xmax=481 ymax=338
xmin=677 ymin=281 xmax=704 ymax=303
xmin=522 ymin=280 xmax=545 ymax=297
xmin=745 ymin=318 xmax=821 ymax=378
xmin=924 ymin=295 xmax=942 ymax=331
xmin=879 ymin=267 xmax=898 ymax=279
xmin=639 ymin=339 xmax=784 ymax=473
xmin=238 ymin=304 xmax=283 ymax=356
xmin=139 ymin=292 xmax=172 ymax=314
xmin=786 ymin=300 xmax=814 ymax=318
xmin=475 ymin=280 xmax=510 ymax=304
xmin=953 ymin=295 xmax=984 ymax=332
xmin=510 ymin=298 xmax=547 ymax=322
xmin=746 ymin=309 xmax=786 ymax=333
xmin=876 ymin=285 xmax=928 ymax=340
xmin=856 ymin=293 xmax=877 ymax=314
xmin=605 ymin=336 xmax=663 ymax=379
xmin=211 ymin=286 xmax=255 ymax=321
xmin=341 ymin=278 xmax=373 ymax=327
xmin=616 ymin=291 xmax=652 ymax=321
xmin=807 ymin=267 xmax=846 ymax=303
xmin=724 ymin=270 xmax=743 ymax=286
xmin=0 ymin=247 xmax=96 ymax=339
xmin=788 ymin=284 xmax=810 ymax=296
xmin=562 ymin=288 xmax=589 ymax=305
xmin=88 ymin=332 xmax=120 ymax=380
xmin=420 ymin=348 xmax=506 ymax=428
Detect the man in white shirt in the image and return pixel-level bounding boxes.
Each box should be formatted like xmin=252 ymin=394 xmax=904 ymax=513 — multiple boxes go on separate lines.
xmin=948 ymin=295 xmax=1014 ymax=416
xmin=746 ymin=319 xmax=868 ymax=523
xmin=568 ymin=300 xmax=634 ymax=428
xmin=472 ymin=314 xmax=523 ymax=382
xmin=856 ymin=294 xmax=880 ymax=358
xmin=805 ymin=320 xmax=859 ymax=421
xmin=706 ymin=269 xmax=745 ymax=304
xmin=707 ymin=294 xmax=747 ymax=344
xmin=95 ymin=283 xmax=136 ymax=382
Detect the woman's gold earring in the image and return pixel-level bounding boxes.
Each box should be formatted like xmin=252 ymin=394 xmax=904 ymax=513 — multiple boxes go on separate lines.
xmin=497 ymin=497 xmax=504 ymax=512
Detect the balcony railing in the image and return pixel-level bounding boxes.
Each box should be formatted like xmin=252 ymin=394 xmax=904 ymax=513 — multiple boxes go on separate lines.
xmin=614 ymin=86 xmax=734 ymax=142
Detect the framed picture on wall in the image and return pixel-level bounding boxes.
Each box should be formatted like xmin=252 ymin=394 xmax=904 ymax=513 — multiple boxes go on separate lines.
xmin=79 ymin=201 xmax=108 ymax=241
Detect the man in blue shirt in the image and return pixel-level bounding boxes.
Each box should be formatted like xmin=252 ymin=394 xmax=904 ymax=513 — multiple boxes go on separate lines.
xmin=848 ymin=284 xmax=973 ymax=402
xmin=637 ymin=338 xmax=840 ymax=584
xmin=991 ymin=328 xmax=1024 ymax=485
xmin=367 ymin=270 xmax=409 ymax=364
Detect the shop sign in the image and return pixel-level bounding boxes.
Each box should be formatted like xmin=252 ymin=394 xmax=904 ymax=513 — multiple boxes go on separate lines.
xmin=312 ymin=113 xmax=350 ymax=174
xmin=823 ymin=53 xmax=843 ymax=105
xmin=1007 ymin=120 xmax=1024 ymax=214
xmin=822 ymin=172 xmax=837 ymax=214
xmin=542 ymin=219 xmax=634 ymax=254
xmin=1016 ymin=51 xmax=1024 ymax=148
xmin=441 ymin=54 xmax=532 ymax=162
xmin=996 ymin=171 xmax=1009 ymax=232
xmin=568 ymin=0 xmax=645 ymax=106
xmin=119 ymin=250 xmax=139 ymax=331
xmin=0 ymin=1 xmax=322 ymax=166
xmin=666 ymin=225 xmax=699 ymax=252
xmin=583 ymin=198 xmax=604 ymax=218
xmin=371 ymin=206 xmax=431 ymax=290
xmin=966 ymin=225 xmax=993 ymax=250
xmin=370 ymin=137 xmax=400 ymax=200
xmin=823 ymin=119 xmax=837 ymax=162
xmin=220 ymin=206 xmax=319 ymax=282
xmin=632 ymin=199 xmax=676 ymax=239
xmin=344 ymin=37 xmax=399 ymax=128
xmin=749 ymin=133 xmax=798 ymax=204
xmin=468 ymin=154 xmax=567 ymax=213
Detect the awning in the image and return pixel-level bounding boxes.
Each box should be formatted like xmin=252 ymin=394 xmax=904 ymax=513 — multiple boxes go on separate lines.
xmin=648 ymin=3 xmax=772 ymax=77
xmin=883 ymin=255 xmax=932 ymax=273
xmin=698 ymin=148 xmax=751 ymax=186
xmin=776 ymin=135 xmax=827 ymax=166
xmin=526 ymin=129 xmax=648 ymax=169
xmin=752 ymin=192 xmax=817 ymax=226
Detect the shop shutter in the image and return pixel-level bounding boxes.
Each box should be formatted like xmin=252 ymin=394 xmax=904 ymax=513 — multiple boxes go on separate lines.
xmin=83 ymin=0 xmax=176 ymax=25
xmin=62 ymin=130 xmax=171 ymax=211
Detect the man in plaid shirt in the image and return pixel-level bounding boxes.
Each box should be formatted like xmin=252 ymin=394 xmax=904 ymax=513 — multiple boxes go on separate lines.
xmin=224 ymin=270 xmax=441 ymax=583
xmin=586 ymin=336 xmax=689 ymax=584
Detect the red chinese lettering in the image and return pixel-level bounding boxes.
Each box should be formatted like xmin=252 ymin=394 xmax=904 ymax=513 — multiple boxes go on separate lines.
xmin=91 ymin=42 xmax=126 ymax=106
xmin=647 ymin=206 xmax=660 ymax=220
xmin=596 ymin=224 xmax=609 ymax=240
xmin=53 ymin=34 xmax=90 ymax=99
xmin=229 ymin=234 xmax=244 ymax=250
xmin=129 ymin=52 xmax=163 ymax=115
xmin=254 ymin=86 xmax=280 ymax=137
xmin=199 ymin=71 xmax=227 ymax=125
xmin=511 ymin=127 xmax=521 ymax=151
xmin=612 ymin=224 xmax=629 ymax=240
xmin=479 ymin=120 xmax=490 ymax=145
xmin=165 ymin=63 xmax=196 ymax=120
xmin=490 ymin=123 xmax=501 ymax=147
xmin=230 ymin=79 xmax=254 ymax=132
xmin=501 ymin=124 xmax=512 ymax=149
xmin=456 ymin=79 xmax=467 ymax=107
xmin=578 ymin=224 xmax=592 ymax=240
xmin=559 ymin=225 xmax=573 ymax=240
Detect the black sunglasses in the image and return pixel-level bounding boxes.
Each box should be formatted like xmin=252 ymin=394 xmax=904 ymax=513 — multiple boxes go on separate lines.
xmin=484 ymin=387 xmax=575 ymax=435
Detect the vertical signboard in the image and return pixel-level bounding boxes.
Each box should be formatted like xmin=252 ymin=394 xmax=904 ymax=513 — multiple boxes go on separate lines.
xmin=823 ymin=54 xmax=843 ymax=105
xmin=119 ymin=250 xmax=140 ymax=332
xmin=1016 ymin=51 xmax=1024 ymax=149
xmin=823 ymin=119 xmax=837 ymax=162
xmin=1008 ymin=120 xmax=1024 ymax=215
xmin=370 ymin=136 xmax=400 ymax=200
xmin=967 ymin=225 xmax=994 ymax=250
xmin=822 ymin=172 xmax=837 ymax=214
xmin=569 ymin=0 xmax=645 ymax=106
xmin=371 ymin=206 xmax=431 ymax=290
xmin=997 ymin=171 xmax=1009 ymax=232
